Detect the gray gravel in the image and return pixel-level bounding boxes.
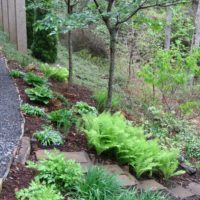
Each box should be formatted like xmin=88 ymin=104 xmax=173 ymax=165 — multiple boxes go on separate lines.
xmin=0 ymin=57 xmax=22 ymax=178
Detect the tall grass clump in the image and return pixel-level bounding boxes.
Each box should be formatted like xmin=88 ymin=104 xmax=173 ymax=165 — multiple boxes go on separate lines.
xmin=93 ymin=90 xmax=120 ymax=112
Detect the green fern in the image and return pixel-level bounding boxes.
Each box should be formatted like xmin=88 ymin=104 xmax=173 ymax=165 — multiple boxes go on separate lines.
xmin=81 ymin=112 xmax=180 ymax=178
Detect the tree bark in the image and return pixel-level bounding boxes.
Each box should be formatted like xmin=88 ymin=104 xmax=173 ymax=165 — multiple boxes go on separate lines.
xmin=165 ymin=7 xmax=173 ymax=50
xmin=67 ymin=0 xmax=73 ymax=84
xmin=193 ymin=0 xmax=200 ymax=48
xmin=68 ymin=30 xmax=73 ymax=84
xmin=106 ymin=29 xmax=117 ymax=110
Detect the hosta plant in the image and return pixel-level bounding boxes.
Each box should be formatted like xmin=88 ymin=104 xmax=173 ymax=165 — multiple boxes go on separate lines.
xmin=33 ymin=126 xmax=63 ymax=146
xmin=28 ymin=151 xmax=83 ymax=191
xmin=24 ymin=72 xmax=48 ymax=86
xmin=25 ymin=85 xmax=53 ymax=104
xmin=21 ymin=103 xmax=46 ymax=117
xmin=40 ymin=64 xmax=68 ymax=81
xmin=9 ymin=69 xmax=25 ymax=78
xmin=72 ymin=101 xmax=98 ymax=116
xmin=16 ymin=180 xmax=63 ymax=200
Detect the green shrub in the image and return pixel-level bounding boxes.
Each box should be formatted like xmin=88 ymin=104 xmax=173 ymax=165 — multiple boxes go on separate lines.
xmin=81 ymin=112 xmax=180 ymax=178
xmin=40 ymin=64 xmax=68 ymax=81
xmin=32 ymin=0 xmax=58 ymax=63
xmin=48 ymin=109 xmax=73 ymax=132
xmin=26 ymin=0 xmax=35 ymax=48
xmin=9 ymin=70 xmax=25 ymax=78
xmin=28 ymin=151 xmax=83 ymax=192
xmin=93 ymin=90 xmax=120 ymax=111
xmin=72 ymin=101 xmax=98 ymax=116
xmin=33 ymin=126 xmax=63 ymax=146
xmin=75 ymin=166 xmax=121 ymax=200
xmin=21 ymin=103 xmax=46 ymax=117
xmin=16 ymin=180 xmax=63 ymax=200
xmin=24 ymin=72 xmax=48 ymax=86
xmin=25 ymin=85 xmax=53 ymax=104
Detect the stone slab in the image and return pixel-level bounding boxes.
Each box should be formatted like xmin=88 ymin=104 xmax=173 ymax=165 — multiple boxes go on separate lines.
xmin=0 ymin=178 xmax=2 ymax=193
xmin=103 ymin=165 xmax=125 ymax=175
xmin=117 ymin=173 xmax=139 ymax=188
xmin=187 ymin=182 xmax=200 ymax=196
xmin=15 ymin=137 xmax=31 ymax=165
xmin=169 ymin=186 xmax=194 ymax=199
xmin=36 ymin=150 xmax=91 ymax=164
xmin=139 ymin=180 xmax=166 ymax=191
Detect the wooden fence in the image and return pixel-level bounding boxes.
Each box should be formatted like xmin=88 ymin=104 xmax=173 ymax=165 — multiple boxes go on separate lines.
xmin=0 ymin=0 xmax=27 ymax=53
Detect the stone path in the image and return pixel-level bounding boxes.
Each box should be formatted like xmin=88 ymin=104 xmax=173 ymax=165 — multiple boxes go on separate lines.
xmin=0 ymin=57 xmax=23 ymax=178
xmin=35 ymin=149 xmax=200 ymax=200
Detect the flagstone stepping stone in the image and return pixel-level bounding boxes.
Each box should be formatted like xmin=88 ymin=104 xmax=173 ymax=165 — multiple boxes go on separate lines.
xmin=169 ymin=186 xmax=194 ymax=199
xmin=139 ymin=179 xmax=167 ymax=191
xmin=117 ymin=173 xmax=139 ymax=188
xmin=103 ymin=164 xmax=125 ymax=175
xmin=0 ymin=178 xmax=3 ymax=193
xmin=102 ymin=164 xmax=139 ymax=188
xmin=35 ymin=150 xmax=92 ymax=172
xmin=187 ymin=182 xmax=200 ymax=196
xmin=14 ymin=137 xmax=31 ymax=165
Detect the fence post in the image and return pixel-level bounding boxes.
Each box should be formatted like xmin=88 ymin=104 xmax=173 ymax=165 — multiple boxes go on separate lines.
xmin=0 ymin=0 xmax=3 ymax=25
xmin=8 ymin=0 xmax=17 ymax=44
xmin=16 ymin=0 xmax=27 ymax=53
xmin=2 ymin=0 xmax=9 ymax=33
xmin=0 ymin=0 xmax=27 ymax=53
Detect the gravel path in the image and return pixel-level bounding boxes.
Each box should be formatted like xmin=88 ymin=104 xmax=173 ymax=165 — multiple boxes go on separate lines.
xmin=0 ymin=57 xmax=22 ymax=178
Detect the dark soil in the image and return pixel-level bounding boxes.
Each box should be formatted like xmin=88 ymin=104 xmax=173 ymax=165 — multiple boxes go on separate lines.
xmin=159 ymin=170 xmax=200 ymax=188
xmin=0 ymin=164 xmax=38 ymax=200
xmin=50 ymin=79 xmax=96 ymax=106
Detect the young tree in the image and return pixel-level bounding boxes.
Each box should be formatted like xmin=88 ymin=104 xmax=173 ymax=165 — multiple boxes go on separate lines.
xmin=165 ymin=7 xmax=173 ymax=49
xmin=92 ymin=0 xmax=188 ymax=110
xmin=64 ymin=0 xmax=76 ymax=84
xmin=29 ymin=0 xmax=92 ymax=83
xmin=193 ymin=0 xmax=200 ymax=48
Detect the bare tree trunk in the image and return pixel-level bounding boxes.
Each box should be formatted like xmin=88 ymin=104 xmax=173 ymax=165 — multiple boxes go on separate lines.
xmin=68 ymin=30 xmax=73 ymax=83
xmin=106 ymin=30 xmax=117 ymax=110
xmin=66 ymin=0 xmax=73 ymax=84
xmin=193 ymin=0 xmax=200 ymax=48
xmin=165 ymin=7 xmax=173 ymax=50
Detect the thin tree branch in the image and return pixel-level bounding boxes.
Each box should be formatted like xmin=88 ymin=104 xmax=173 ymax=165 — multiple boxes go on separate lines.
xmin=93 ymin=0 xmax=111 ymax=29
xmin=117 ymin=0 xmax=188 ymax=26
xmin=107 ymin=0 xmax=115 ymax=12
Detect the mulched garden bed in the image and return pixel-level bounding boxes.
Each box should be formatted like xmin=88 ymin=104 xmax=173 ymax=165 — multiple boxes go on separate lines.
xmin=1 ymin=58 xmax=200 ymax=200
xmin=0 ymin=164 xmax=38 ymax=200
